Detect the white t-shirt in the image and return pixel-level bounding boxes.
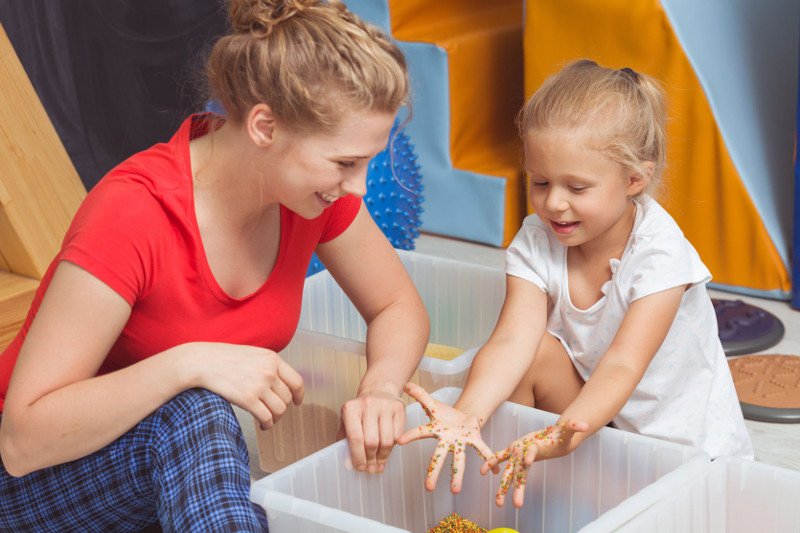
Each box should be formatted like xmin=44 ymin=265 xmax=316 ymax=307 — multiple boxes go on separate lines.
xmin=506 ymin=195 xmax=753 ymax=459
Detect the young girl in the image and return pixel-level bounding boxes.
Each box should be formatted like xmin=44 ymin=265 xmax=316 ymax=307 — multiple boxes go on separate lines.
xmin=399 ymin=59 xmax=753 ymax=508
xmin=0 ymin=0 xmax=428 ymax=530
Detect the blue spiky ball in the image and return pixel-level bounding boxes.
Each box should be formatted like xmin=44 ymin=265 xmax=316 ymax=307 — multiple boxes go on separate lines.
xmin=306 ymin=122 xmax=424 ymax=276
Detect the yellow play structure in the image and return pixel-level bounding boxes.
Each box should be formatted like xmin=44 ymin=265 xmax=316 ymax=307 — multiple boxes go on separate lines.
xmin=0 ymin=24 xmax=86 ymax=350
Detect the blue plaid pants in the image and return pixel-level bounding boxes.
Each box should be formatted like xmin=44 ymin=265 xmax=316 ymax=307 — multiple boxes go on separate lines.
xmin=0 ymin=388 xmax=268 ymax=532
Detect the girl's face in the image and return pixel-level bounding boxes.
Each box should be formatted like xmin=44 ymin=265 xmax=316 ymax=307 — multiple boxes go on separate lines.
xmin=265 ymin=110 xmax=396 ymax=219
xmin=524 ymin=128 xmax=646 ymax=251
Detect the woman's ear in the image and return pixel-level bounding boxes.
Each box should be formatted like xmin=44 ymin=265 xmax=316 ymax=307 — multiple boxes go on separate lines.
xmin=246 ymin=103 xmax=277 ymax=147
xmin=628 ymin=161 xmax=655 ymax=196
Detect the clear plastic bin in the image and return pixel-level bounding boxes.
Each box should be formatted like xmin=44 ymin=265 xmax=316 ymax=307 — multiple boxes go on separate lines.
xmin=256 ymin=251 xmax=506 ymax=473
xmin=255 ymin=330 xmax=480 ymax=473
xmin=298 ymin=250 xmax=506 ymax=353
xmin=251 ymin=387 xmax=710 ymax=532
xmin=609 ymin=456 xmax=800 ymax=532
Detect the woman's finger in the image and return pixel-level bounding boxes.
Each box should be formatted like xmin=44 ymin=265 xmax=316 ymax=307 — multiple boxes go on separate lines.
xmin=271 ymin=378 xmax=293 ymax=405
xmin=424 ymin=440 xmax=449 ymax=492
xmin=361 ymin=402 xmax=380 ymax=473
xmin=341 ymin=402 xmax=367 ymax=471
xmin=375 ymin=409 xmax=396 ymax=472
xmin=277 ymin=358 xmax=304 ymax=405
xmin=261 ymin=389 xmax=289 ymax=423
xmin=248 ymin=399 xmax=275 ymax=430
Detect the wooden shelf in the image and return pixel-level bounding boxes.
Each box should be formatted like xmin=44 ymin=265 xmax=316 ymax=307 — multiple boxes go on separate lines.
xmin=0 ymin=270 xmax=38 ymax=350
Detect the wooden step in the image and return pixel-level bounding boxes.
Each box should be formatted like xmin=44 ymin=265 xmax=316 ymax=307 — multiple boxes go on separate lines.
xmin=0 ymin=270 xmax=38 ymax=351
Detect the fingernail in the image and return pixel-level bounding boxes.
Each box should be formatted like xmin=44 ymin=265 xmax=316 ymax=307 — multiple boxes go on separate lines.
xmin=367 ymin=464 xmax=376 ymax=473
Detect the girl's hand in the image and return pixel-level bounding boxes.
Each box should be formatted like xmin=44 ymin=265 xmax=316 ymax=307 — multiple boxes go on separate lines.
xmin=397 ymin=383 xmax=497 ymax=493
xmin=185 ymin=342 xmax=304 ymax=430
xmin=482 ymin=420 xmax=589 ymax=508
xmin=337 ymin=384 xmax=406 ymax=474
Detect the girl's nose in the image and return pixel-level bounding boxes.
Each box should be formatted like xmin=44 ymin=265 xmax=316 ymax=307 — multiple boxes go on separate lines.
xmin=544 ymin=189 xmax=567 ymax=212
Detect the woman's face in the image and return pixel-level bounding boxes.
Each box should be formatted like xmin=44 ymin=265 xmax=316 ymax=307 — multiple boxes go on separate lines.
xmin=266 ymin=110 xmax=397 ymax=219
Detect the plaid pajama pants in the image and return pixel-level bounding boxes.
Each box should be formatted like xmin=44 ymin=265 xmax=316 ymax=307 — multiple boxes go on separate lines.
xmin=0 ymin=388 xmax=269 ymax=532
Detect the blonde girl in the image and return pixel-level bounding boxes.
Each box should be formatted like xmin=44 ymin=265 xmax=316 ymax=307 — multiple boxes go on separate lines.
xmin=400 ymin=59 xmax=752 ymax=508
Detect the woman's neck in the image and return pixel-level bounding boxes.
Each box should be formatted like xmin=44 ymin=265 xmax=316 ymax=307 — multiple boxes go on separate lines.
xmin=190 ymin=122 xmax=279 ymax=232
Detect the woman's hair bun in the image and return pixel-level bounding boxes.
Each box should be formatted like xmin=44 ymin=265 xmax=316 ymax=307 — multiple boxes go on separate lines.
xmin=229 ymin=0 xmax=318 ymax=36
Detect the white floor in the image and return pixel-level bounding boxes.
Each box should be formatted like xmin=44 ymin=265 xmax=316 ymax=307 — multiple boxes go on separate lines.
xmin=239 ymin=233 xmax=800 ymax=481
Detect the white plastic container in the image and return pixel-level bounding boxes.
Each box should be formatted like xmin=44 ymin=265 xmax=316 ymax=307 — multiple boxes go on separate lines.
xmin=609 ymin=456 xmax=800 ymax=532
xmin=256 ymin=251 xmax=505 ymax=473
xmin=255 ymin=331 xmax=480 ymax=473
xmin=251 ymin=387 xmax=710 ymax=532
xmin=299 ymin=250 xmax=506 ymax=354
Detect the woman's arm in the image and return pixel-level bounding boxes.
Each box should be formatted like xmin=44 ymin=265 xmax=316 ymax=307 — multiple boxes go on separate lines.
xmin=454 ymin=275 xmax=549 ymax=423
xmin=0 ymin=261 xmax=302 ymax=477
xmin=557 ymin=284 xmax=686 ymax=449
xmin=316 ymin=203 xmax=429 ymax=472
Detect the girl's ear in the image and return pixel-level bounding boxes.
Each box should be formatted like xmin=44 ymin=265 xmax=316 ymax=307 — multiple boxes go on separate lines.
xmin=246 ymin=103 xmax=277 ymax=147
xmin=628 ymin=161 xmax=655 ymax=196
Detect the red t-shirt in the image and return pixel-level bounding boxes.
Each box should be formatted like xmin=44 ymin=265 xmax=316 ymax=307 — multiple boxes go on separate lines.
xmin=0 ymin=114 xmax=360 ymax=412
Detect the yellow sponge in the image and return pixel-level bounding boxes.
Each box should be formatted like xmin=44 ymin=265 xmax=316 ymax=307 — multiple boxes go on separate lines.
xmin=423 ymin=343 xmax=463 ymax=361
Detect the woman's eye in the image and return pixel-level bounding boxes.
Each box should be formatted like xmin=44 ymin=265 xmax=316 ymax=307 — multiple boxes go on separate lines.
xmin=337 ymin=161 xmax=356 ymax=169
xmin=531 ymin=181 xmax=548 ymax=187
xmin=569 ymin=186 xmax=588 ymax=193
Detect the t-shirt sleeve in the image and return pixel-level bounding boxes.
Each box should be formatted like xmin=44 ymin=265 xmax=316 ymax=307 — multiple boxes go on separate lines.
xmin=318 ymin=194 xmax=362 ymax=243
xmin=505 ymin=219 xmax=550 ymax=292
xmin=621 ymin=234 xmax=712 ymax=303
xmin=58 ymin=180 xmax=165 ymax=306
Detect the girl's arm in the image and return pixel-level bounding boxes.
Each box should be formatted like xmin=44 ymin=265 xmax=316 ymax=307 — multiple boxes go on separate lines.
xmin=315 ymin=203 xmax=429 ymax=473
xmin=557 ymin=284 xmax=687 ymax=449
xmin=454 ymin=275 xmax=549 ymax=423
xmin=0 ymin=262 xmax=302 ymax=477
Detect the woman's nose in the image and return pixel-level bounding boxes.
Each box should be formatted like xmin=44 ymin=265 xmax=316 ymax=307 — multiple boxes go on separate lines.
xmin=341 ymin=169 xmax=368 ymax=198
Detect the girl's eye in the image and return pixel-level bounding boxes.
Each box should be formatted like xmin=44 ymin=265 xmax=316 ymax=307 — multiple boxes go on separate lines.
xmin=337 ymin=161 xmax=357 ymax=169
xmin=531 ymin=181 xmax=548 ymax=187
xmin=569 ymin=186 xmax=588 ymax=193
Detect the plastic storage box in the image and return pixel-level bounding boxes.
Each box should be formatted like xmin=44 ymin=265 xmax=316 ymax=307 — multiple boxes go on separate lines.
xmin=609 ymin=456 xmax=800 ymax=532
xmin=251 ymin=388 xmax=710 ymax=532
xmin=256 ymin=252 xmax=506 ymax=473
xmin=298 ymin=250 xmax=506 ymax=355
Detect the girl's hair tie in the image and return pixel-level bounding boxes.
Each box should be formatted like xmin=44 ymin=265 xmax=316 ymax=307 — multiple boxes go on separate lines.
xmin=620 ymin=67 xmax=640 ymax=83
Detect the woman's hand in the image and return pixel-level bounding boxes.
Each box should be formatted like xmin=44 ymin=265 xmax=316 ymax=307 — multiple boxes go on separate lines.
xmin=482 ymin=420 xmax=589 ymax=508
xmin=397 ymin=383 xmax=497 ymax=493
xmin=185 ymin=342 xmax=304 ymax=430
xmin=337 ymin=383 xmax=406 ymax=474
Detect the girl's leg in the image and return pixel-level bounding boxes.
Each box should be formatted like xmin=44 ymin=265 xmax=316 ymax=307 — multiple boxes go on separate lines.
xmin=507 ymin=332 xmax=584 ymax=414
xmin=0 ymin=388 xmax=268 ymax=532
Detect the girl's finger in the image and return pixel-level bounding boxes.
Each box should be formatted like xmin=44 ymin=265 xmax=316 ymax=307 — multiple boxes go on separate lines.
xmin=271 ymin=378 xmax=293 ymax=405
xmin=450 ymin=444 xmax=467 ymax=493
xmin=512 ymin=462 xmax=531 ymax=509
xmin=523 ymin=438 xmax=538 ymax=468
xmin=402 ymin=383 xmax=438 ymax=418
xmin=495 ymin=460 xmax=516 ymax=507
xmin=396 ymin=424 xmax=436 ymax=445
xmin=424 ymin=441 xmax=449 ymax=492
